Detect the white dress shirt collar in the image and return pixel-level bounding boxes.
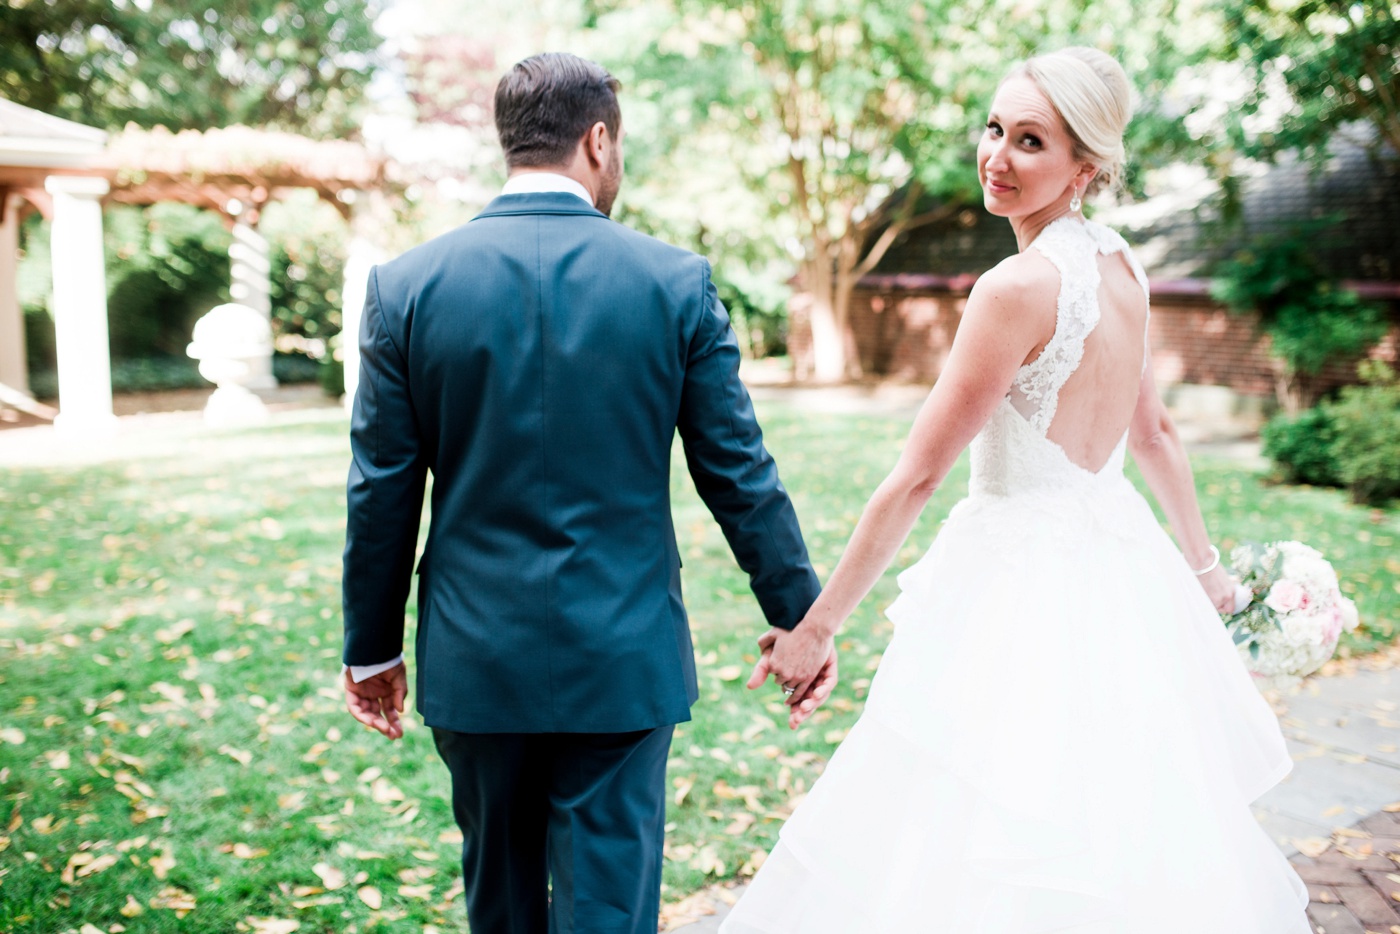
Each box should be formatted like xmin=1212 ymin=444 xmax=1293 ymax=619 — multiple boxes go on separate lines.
xmin=500 ymin=172 xmax=594 ymax=206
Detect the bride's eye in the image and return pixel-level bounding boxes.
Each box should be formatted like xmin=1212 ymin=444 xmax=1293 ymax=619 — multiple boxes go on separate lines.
xmin=986 ymin=121 xmax=1003 ymax=137
xmin=1022 ymin=134 xmax=1042 ymax=149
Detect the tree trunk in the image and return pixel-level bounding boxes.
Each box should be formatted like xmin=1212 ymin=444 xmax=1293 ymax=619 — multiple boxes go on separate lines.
xmin=833 ymin=261 xmax=863 ymax=380
xmin=1273 ymin=362 xmax=1313 ymax=415
xmin=803 ymin=235 xmax=847 ymax=382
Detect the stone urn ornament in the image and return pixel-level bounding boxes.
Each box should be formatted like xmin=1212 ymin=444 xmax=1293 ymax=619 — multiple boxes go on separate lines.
xmin=187 ymin=303 xmax=273 ymax=425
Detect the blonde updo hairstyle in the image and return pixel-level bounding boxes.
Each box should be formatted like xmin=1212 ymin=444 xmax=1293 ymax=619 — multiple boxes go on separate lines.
xmin=1007 ymin=47 xmax=1133 ymax=197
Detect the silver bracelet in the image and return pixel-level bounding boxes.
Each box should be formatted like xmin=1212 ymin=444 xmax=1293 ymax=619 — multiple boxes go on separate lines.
xmin=1191 ymin=544 xmax=1221 ymax=576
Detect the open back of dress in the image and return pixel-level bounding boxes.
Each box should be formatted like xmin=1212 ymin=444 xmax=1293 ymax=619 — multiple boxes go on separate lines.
xmin=1006 ymin=217 xmax=1150 ymax=475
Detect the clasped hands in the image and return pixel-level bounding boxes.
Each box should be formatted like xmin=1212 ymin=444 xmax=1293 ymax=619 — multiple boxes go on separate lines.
xmin=747 ymin=622 xmax=838 ymax=731
xmin=346 ymin=627 xmax=838 ymax=739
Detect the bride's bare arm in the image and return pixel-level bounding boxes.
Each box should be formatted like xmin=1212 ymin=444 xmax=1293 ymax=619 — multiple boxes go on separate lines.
xmin=791 ymin=261 xmax=1052 ymax=640
xmin=1127 ymin=353 xmax=1237 ymax=612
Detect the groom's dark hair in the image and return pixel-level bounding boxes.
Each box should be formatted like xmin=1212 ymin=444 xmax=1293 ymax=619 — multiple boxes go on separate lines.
xmin=494 ymin=53 xmax=622 ymax=169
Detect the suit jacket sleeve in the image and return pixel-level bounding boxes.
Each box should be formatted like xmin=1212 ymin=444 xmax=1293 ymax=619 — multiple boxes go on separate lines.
xmin=677 ymin=263 xmax=822 ymax=630
xmin=342 ymin=266 xmax=428 ymax=665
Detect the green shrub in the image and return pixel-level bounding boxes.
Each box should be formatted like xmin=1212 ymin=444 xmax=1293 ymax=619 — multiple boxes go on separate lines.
xmin=1211 ymin=223 xmax=1389 ymax=411
xmin=272 ymin=352 xmax=321 ymax=385
xmin=1327 ymin=362 xmax=1400 ymax=506
xmin=1261 ymin=405 xmax=1342 ymax=487
xmin=104 ymin=204 xmax=232 ymax=359
xmin=29 ymin=357 xmax=206 ymax=400
xmin=318 ymin=356 xmax=345 ymax=398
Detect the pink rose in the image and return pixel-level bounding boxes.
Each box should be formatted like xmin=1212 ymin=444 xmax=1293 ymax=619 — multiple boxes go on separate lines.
xmin=1265 ymin=580 xmax=1306 ymax=614
xmin=1323 ymin=606 xmax=1343 ymax=644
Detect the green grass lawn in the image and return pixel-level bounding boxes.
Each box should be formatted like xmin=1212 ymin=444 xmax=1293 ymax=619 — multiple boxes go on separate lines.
xmin=1 ymin=402 xmax=1396 ymax=932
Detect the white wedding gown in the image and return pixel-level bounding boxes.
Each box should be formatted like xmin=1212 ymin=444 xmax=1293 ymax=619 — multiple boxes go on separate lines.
xmin=721 ymin=218 xmax=1309 ymax=933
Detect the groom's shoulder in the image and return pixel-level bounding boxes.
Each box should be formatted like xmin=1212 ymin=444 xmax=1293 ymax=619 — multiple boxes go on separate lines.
xmin=380 ymin=210 xmax=707 ymax=276
xmin=602 ymin=218 xmax=709 ymax=274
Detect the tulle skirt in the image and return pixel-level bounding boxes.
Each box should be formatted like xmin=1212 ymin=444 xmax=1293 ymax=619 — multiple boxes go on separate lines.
xmin=721 ymin=488 xmax=1309 ymax=933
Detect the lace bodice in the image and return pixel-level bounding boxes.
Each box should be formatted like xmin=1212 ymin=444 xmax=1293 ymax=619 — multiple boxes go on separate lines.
xmin=969 ymin=218 xmax=1150 ymax=500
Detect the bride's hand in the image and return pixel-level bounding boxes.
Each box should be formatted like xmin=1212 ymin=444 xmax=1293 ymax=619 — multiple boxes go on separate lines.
xmin=1198 ymin=564 xmax=1239 ymax=615
xmin=747 ymin=624 xmax=838 ymax=728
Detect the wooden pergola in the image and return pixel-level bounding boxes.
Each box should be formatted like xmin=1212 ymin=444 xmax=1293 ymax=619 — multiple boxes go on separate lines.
xmin=0 ymin=100 xmax=388 ymax=432
xmin=102 ymin=123 xmax=386 ymax=222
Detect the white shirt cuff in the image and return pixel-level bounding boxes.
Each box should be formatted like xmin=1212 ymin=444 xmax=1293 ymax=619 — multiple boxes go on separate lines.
xmin=345 ymin=655 xmax=404 ymax=683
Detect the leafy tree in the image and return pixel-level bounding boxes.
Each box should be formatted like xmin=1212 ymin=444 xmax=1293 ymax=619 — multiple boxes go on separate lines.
xmin=0 ymin=0 xmax=382 ymax=137
xmin=1215 ymin=0 xmax=1400 ymax=159
xmin=591 ymin=0 xmax=1208 ymax=380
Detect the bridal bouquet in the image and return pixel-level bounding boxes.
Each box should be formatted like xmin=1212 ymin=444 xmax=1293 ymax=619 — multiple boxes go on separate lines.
xmin=1223 ymin=541 xmax=1359 ymax=682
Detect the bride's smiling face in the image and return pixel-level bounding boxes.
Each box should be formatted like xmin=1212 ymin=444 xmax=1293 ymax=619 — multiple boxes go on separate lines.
xmin=978 ymin=75 xmax=1092 ymax=218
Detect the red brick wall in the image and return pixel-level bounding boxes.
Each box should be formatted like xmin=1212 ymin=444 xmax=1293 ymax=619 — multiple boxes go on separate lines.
xmin=789 ymin=286 xmax=1400 ymax=397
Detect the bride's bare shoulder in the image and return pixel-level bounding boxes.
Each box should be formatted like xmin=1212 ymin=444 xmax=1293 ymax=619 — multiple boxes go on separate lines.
xmin=964 ymin=250 xmax=1059 ymax=330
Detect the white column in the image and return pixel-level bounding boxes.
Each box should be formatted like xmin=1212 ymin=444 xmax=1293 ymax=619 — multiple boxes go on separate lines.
xmin=46 ymin=175 xmax=116 ymax=436
xmin=340 ymin=232 xmax=387 ymax=412
xmin=229 ymin=215 xmax=277 ymax=389
xmin=0 ymin=194 xmax=27 ymax=394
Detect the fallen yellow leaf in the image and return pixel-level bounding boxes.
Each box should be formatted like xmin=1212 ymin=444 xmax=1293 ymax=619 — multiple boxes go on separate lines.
xmin=77 ymin=853 xmax=119 ymax=878
xmin=1292 ymin=837 xmax=1331 ymax=858
xmin=724 ymin=813 xmax=757 ymax=835
xmin=32 ymin=814 xmax=63 ymax=834
xmin=312 ymin=862 xmax=346 ymax=891
xmin=61 ymin=852 xmax=93 ymax=884
xmin=149 ymin=850 xmax=176 ymax=879
xmin=357 ymin=885 xmax=382 ymax=909
xmin=119 ymin=894 xmax=144 ymax=917
xmin=301 ymin=742 xmax=331 ymax=762
xmin=246 ymin=919 xmax=300 ymax=934
xmin=218 ymin=745 xmax=252 ymax=766
xmin=150 ymin=886 xmax=196 ymax=915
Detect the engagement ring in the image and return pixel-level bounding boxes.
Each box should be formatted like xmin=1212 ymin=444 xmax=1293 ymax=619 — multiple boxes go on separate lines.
xmin=782 ymin=686 xmax=796 ymax=696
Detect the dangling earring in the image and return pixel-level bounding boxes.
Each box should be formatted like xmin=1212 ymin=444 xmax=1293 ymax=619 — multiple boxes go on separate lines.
xmin=1069 ymin=184 xmax=1083 ymax=213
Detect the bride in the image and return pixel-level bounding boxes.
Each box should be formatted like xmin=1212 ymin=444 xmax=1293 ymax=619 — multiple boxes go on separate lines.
xmin=729 ymin=48 xmax=1310 ymax=932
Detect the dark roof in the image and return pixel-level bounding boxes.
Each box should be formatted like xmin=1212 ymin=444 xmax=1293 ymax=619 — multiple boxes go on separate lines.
xmin=868 ymin=202 xmax=1019 ymax=281
xmin=867 ymin=138 xmax=1400 ymax=285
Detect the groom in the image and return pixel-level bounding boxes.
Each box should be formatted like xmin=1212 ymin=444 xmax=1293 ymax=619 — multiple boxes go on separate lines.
xmin=341 ymin=53 xmax=833 ymax=934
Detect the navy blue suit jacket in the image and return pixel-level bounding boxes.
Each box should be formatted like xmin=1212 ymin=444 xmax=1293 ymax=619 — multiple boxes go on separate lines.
xmin=342 ymin=192 xmax=821 ymax=733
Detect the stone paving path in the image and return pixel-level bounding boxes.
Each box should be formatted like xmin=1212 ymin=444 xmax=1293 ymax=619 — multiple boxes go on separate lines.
xmin=667 ymin=663 xmax=1400 ymax=933
xmin=1295 ymin=806 xmax=1400 ymax=934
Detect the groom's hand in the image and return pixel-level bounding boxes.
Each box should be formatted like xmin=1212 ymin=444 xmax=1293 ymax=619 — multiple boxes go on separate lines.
xmin=747 ymin=626 xmax=838 ymax=730
xmin=344 ymin=663 xmax=408 ymax=740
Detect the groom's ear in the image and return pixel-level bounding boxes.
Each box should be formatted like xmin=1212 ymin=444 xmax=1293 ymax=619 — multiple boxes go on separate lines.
xmin=583 ymin=121 xmax=611 ymax=168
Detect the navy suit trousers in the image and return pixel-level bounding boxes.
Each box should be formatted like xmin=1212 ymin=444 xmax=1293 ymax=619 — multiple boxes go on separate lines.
xmin=433 ymin=725 xmax=675 ymax=934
